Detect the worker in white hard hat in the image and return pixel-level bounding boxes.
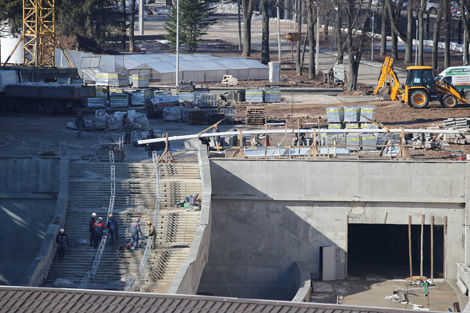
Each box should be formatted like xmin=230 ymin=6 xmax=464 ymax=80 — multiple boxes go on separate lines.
xmin=56 ymin=228 xmax=68 ymax=261
xmin=89 ymin=213 xmax=97 ymax=247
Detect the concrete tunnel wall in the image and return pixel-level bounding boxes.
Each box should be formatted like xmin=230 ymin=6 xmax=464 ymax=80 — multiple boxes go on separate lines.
xmin=198 ymin=159 xmax=466 ymax=300
xmin=0 ymin=157 xmax=60 ymax=286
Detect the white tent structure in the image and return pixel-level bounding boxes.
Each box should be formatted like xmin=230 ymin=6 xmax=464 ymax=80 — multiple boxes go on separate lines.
xmin=55 ymin=49 xmax=268 ymax=84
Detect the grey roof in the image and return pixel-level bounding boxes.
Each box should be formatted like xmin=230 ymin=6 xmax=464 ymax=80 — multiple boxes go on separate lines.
xmin=0 ymin=286 xmax=443 ymax=313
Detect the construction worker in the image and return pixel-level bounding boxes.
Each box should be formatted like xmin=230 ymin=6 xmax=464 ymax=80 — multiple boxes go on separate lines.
xmin=56 ymin=228 xmax=68 ymax=261
xmin=212 ymin=125 xmax=221 ymax=147
xmin=75 ymin=111 xmax=85 ymax=139
xmin=127 ymin=217 xmax=143 ymax=250
xmin=146 ymin=128 xmax=157 ymax=157
xmin=93 ymin=217 xmax=106 ymax=249
xmin=107 ymin=214 xmax=119 ymax=245
xmin=147 ymin=221 xmax=157 ymax=249
xmin=89 ymin=213 xmax=97 ymax=247
xmin=123 ymin=118 xmax=133 ymax=144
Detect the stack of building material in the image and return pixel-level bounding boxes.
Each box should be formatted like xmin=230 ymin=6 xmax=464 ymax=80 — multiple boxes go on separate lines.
xmin=57 ymin=78 xmax=70 ymax=85
xmin=199 ymin=94 xmax=218 ymax=107
xmin=177 ymin=93 xmax=195 ymax=106
xmin=346 ymin=134 xmax=361 ymax=151
xmin=109 ymin=92 xmax=129 ymax=107
xmin=219 ymin=107 xmax=237 ymax=123
xmin=131 ymin=90 xmax=147 ymax=106
xmin=163 ymin=106 xmax=183 ymax=122
xmin=264 ymin=87 xmax=281 ymax=102
xmin=87 ymin=86 xmax=107 ymax=108
xmin=188 ymin=110 xmax=206 ymax=125
xmin=130 ymin=74 xmax=149 ymax=88
xmin=320 ymin=133 xmax=346 ymax=146
xmin=360 ymin=105 xmax=377 ymax=122
xmin=345 ymin=123 xmax=360 ymax=129
xmin=95 ymin=73 xmax=128 ymax=86
xmin=246 ymin=89 xmax=264 ymax=103
xmin=443 ymin=117 xmax=469 ymax=130
xmin=326 ymin=107 xmax=343 ymax=123
xmin=328 ymin=123 xmax=343 ymax=129
xmin=343 ymin=106 xmax=360 ymax=122
xmin=361 ymin=133 xmax=377 ymax=150
xmin=208 ymin=113 xmax=225 ymax=125
xmin=245 ymin=106 xmax=265 ymax=125
xmin=361 ymin=123 xmax=380 ymax=131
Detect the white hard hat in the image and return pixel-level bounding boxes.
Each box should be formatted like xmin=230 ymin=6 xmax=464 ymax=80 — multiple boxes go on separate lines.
xmin=60 ymin=228 xmax=64 ymax=233
xmin=92 ymin=213 xmax=97 ymax=217
xmin=98 ymin=217 xmax=102 ymax=221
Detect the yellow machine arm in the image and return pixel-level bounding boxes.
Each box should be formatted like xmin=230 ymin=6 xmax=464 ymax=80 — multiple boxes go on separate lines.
xmin=373 ymin=57 xmax=403 ymax=101
xmin=435 ymin=80 xmax=467 ymax=104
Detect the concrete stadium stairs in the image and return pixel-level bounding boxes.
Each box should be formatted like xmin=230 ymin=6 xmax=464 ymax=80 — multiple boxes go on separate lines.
xmin=43 ymin=161 xmax=202 ymax=292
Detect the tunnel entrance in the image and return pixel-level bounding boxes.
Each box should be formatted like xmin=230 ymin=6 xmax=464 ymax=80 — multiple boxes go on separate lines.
xmin=348 ymin=224 xmax=444 ymax=279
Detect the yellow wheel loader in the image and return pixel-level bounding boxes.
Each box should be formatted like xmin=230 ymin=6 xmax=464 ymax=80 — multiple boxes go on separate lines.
xmin=374 ymin=57 xmax=467 ymax=108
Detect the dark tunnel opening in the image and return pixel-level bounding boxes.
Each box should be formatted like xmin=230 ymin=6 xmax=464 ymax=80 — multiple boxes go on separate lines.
xmin=348 ymin=224 xmax=444 ymax=279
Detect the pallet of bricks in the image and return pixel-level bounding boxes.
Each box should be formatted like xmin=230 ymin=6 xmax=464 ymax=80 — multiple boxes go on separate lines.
xmin=246 ymin=106 xmax=265 ymax=125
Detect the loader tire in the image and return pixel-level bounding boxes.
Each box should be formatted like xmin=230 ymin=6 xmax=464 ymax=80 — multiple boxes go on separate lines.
xmin=43 ymin=100 xmax=57 ymax=115
xmin=410 ymin=90 xmax=429 ymax=109
xmin=442 ymin=95 xmax=458 ymax=108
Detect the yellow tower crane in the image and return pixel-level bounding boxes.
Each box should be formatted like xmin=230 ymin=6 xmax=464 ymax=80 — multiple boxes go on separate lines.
xmin=2 ymin=0 xmax=73 ymax=67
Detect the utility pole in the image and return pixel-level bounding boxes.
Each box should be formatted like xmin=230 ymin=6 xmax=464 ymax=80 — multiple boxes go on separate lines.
xmin=238 ymin=0 xmax=242 ymax=50
xmin=139 ymin=0 xmax=144 ymax=35
xmin=176 ymin=0 xmax=180 ymax=87
xmin=277 ymin=1 xmax=281 ymax=62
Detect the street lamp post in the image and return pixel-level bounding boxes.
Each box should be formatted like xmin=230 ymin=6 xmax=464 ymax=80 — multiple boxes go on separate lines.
xmin=176 ymin=0 xmax=180 ymax=88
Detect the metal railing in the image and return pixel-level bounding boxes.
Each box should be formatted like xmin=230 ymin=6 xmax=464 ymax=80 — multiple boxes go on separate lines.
xmin=78 ymin=236 xmax=107 ymax=289
xmin=124 ymin=274 xmax=137 ymax=291
xmin=139 ymin=237 xmax=153 ymax=283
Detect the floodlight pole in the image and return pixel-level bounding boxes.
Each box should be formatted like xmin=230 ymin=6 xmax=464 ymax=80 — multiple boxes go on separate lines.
xmin=415 ymin=20 xmax=418 ymax=66
xmin=371 ymin=9 xmax=374 ymax=61
xmin=176 ymin=0 xmax=180 ymax=88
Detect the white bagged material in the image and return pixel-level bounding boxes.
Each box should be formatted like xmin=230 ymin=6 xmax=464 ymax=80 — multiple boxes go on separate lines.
xmin=133 ymin=112 xmax=149 ymax=129
xmin=107 ymin=115 xmax=122 ymax=130
xmin=163 ymin=106 xmax=183 ymax=122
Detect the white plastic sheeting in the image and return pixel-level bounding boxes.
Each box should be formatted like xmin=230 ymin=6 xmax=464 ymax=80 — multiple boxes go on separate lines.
xmin=55 ymin=49 xmax=268 ymax=84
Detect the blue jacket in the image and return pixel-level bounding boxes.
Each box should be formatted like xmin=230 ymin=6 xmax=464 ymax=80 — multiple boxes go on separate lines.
xmin=130 ymin=220 xmax=142 ymax=235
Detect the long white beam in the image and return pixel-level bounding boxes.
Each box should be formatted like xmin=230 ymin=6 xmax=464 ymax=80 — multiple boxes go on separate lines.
xmin=137 ymin=128 xmax=462 ymax=145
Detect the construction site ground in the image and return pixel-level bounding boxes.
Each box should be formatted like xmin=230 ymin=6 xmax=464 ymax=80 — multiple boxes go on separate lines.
xmin=1 ymin=8 xmax=470 ymax=312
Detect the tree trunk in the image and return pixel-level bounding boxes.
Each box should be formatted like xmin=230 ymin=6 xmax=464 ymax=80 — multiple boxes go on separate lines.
xmin=380 ymin=2 xmax=388 ymax=56
xmin=348 ymin=58 xmax=360 ymax=91
xmin=121 ymin=0 xmax=126 ymax=50
xmin=431 ymin=7 xmax=443 ymax=69
xmin=242 ymin=0 xmax=253 ymax=57
xmin=129 ymin=0 xmax=136 ymax=52
xmin=295 ymin=0 xmax=302 ymax=75
xmin=307 ymin=0 xmax=316 ymax=78
xmin=324 ymin=11 xmax=330 ymax=39
xmin=418 ymin=0 xmax=427 ymax=65
xmin=391 ymin=28 xmax=398 ymax=58
xmin=404 ymin=3 xmax=413 ymax=63
xmin=335 ymin=7 xmax=343 ymax=64
xmin=261 ymin=0 xmax=270 ymax=64
xmin=444 ymin=0 xmax=451 ymax=68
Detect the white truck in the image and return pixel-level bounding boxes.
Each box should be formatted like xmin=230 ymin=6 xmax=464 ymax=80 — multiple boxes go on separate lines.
xmin=436 ymin=66 xmax=470 ymax=93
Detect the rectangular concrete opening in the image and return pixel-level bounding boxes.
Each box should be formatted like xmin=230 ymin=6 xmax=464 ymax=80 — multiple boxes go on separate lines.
xmin=348 ymin=224 xmax=444 ymax=279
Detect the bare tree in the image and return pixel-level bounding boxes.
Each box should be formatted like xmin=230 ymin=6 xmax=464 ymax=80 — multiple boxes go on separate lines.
xmin=295 ymin=0 xmax=303 ymax=74
xmin=343 ymin=0 xmax=373 ymax=90
xmin=418 ymin=0 xmax=428 ymax=65
xmin=129 ymin=0 xmax=136 ymax=52
xmin=459 ymin=0 xmax=470 ymax=64
xmin=306 ymin=0 xmax=317 ymax=78
xmin=444 ymin=0 xmax=451 ymax=68
xmin=380 ymin=0 xmax=388 ymax=55
xmin=386 ymin=0 xmax=412 ymax=62
xmin=242 ymin=0 xmax=255 ymax=56
xmin=431 ymin=1 xmax=443 ymax=69
xmin=333 ymin=2 xmax=344 ymax=64
xmin=261 ymin=0 xmax=270 ymax=64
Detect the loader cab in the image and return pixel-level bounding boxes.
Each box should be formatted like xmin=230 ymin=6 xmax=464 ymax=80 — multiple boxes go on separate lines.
xmin=405 ymin=66 xmax=435 ymax=94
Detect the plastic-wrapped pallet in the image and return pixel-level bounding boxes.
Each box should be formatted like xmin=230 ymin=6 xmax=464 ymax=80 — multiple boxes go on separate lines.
xmin=321 ymin=133 xmax=346 ymax=146
xmin=87 ymin=97 xmax=106 ymax=108
xmin=71 ymin=78 xmax=84 ymax=86
xmin=246 ymin=89 xmax=264 ymax=103
xmin=94 ymin=109 xmax=108 ymax=129
xmin=346 ymin=134 xmax=361 ymax=150
xmin=361 ymin=133 xmax=377 ymax=150
xmin=360 ymin=105 xmax=377 ymax=122
xmin=131 ymin=90 xmax=147 ymax=106
xmin=109 ymin=92 xmax=129 ymax=107
xmin=326 ymin=107 xmax=343 ymax=123
xmin=264 ymin=87 xmax=281 ymax=102
xmin=344 ymin=106 xmax=360 ymax=122
xmin=345 ymin=123 xmax=360 ymax=129
xmin=328 ymin=123 xmax=343 ymax=129
xmin=163 ymin=106 xmax=183 ymax=122
xmin=361 ymin=123 xmax=379 ymax=130
xmin=57 ymin=77 xmax=70 ymax=85
xmin=130 ymin=74 xmax=149 ymax=88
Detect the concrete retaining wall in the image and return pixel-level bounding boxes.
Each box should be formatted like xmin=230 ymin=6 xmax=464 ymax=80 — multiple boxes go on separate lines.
xmin=169 ymin=144 xmax=212 ymax=294
xmin=0 ymin=157 xmax=61 ymax=286
xmin=198 ymin=159 xmax=466 ymax=299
